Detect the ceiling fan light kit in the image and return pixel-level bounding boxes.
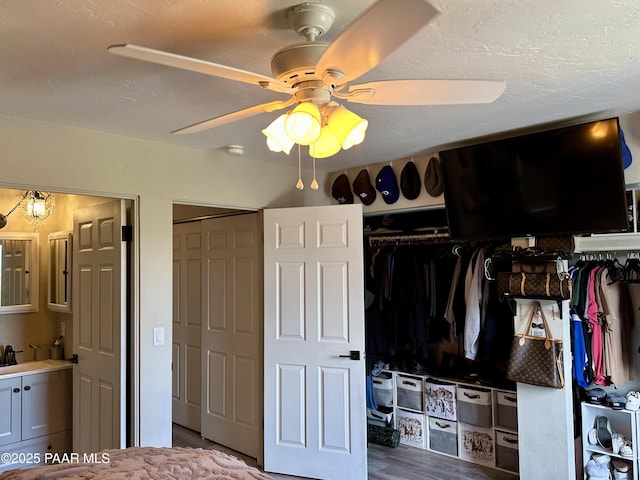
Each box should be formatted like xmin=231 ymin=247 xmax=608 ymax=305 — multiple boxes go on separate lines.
xmin=284 ymin=102 xmax=322 ymax=144
xmin=309 ymin=124 xmax=341 ymax=159
xmin=262 ymin=114 xmax=295 ymax=154
xmin=108 ymin=0 xmax=506 ymax=163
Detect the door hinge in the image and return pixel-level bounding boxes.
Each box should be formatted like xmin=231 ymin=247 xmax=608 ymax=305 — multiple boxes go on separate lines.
xmin=122 ymin=225 xmax=133 ymax=242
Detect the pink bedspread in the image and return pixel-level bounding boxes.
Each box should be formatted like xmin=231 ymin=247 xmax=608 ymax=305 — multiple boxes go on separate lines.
xmin=0 ymin=447 xmax=274 ymax=480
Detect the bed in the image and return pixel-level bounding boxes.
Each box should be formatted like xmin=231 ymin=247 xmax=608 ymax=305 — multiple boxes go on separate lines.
xmin=0 ymin=447 xmax=275 ymax=480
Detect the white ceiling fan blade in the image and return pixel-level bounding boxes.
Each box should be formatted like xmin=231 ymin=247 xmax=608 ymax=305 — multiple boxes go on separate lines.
xmin=108 ymin=44 xmax=292 ymax=94
xmin=315 ymin=0 xmax=439 ymax=85
xmin=172 ymin=98 xmax=295 ymax=135
xmin=344 ymin=79 xmax=507 ymax=105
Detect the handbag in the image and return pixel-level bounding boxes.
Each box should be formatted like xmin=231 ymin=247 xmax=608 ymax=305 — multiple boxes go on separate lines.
xmin=497 ymin=270 xmax=572 ymax=300
xmin=506 ymin=301 xmax=564 ymax=389
xmin=536 ymin=235 xmax=575 ymax=254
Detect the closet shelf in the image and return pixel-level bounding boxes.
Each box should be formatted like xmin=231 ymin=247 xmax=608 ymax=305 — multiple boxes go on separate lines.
xmin=574 ymin=233 xmax=640 ymax=253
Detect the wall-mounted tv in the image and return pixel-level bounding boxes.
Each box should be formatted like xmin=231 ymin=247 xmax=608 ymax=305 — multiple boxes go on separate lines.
xmin=441 ymin=117 xmax=629 ymax=241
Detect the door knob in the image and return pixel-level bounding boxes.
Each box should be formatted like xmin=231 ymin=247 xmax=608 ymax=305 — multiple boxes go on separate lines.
xmin=339 ymin=350 xmax=360 ymax=360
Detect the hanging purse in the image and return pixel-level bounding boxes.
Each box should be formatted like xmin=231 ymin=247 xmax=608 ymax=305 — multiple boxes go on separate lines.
xmin=506 ymin=301 xmax=564 ymax=389
xmin=496 ymin=270 xmax=572 ymax=300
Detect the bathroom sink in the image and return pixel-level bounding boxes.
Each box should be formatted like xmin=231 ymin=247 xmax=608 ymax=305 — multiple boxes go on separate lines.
xmin=0 ymin=359 xmax=72 ymax=377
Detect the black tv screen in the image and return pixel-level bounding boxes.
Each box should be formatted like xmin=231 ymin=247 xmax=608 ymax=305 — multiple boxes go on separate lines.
xmin=441 ymin=117 xmax=629 ymax=241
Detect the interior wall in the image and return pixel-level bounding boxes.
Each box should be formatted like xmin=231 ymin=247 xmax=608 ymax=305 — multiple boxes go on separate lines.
xmin=0 ymin=113 xmax=332 ymax=447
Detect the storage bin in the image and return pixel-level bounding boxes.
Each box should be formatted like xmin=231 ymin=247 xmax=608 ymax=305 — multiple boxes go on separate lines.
xmin=33 ymin=346 xmax=50 ymax=361
xmin=372 ymin=373 xmax=393 ymax=408
xmin=496 ymin=431 xmax=519 ymax=473
xmin=457 ymin=386 xmax=492 ymax=427
xmin=367 ymin=424 xmax=400 ymax=448
xmin=424 ymin=378 xmax=457 ymax=421
xmin=396 ymin=375 xmax=423 ymax=411
xmin=396 ymin=409 xmax=426 ymax=448
xmin=428 ymin=416 xmax=458 ymax=456
xmin=367 ymin=408 xmax=393 ymax=428
xmin=459 ymin=424 xmax=495 ymax=467
xmin=495 ymin=391 xmax=518 ymax=431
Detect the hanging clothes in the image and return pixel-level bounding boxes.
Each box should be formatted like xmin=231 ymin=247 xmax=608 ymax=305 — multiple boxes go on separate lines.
xmin=569 ymin=257 xmax=634 ymax=388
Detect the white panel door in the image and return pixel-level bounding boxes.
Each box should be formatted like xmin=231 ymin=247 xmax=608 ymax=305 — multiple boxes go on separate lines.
xmin=201 ymin=213 xmax=261 ymax=459
xmin=263 ymin=204 xmax=367 ymax=480
xmin=72 ymin=199 xmax=126 ymax=452
xmin=172 ymin=222 xmax=202 ymax=431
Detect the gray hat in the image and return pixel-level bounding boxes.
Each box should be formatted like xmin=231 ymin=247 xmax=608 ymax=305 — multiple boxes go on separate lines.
xmin=425 ymin=156 xmax=443 ymax=197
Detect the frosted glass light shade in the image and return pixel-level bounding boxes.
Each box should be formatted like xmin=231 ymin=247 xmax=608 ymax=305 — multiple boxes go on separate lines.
xmin=20 ymin=190 xmax=55 ymax=226
xmin=284 ymin=102 xmax=322 ymax=145
xmin=262 ymin=114 xmax=294 ymax=154
xmin=327 ymin=106 xmax=368 ymax=149
xmin=309 ymin=126 xmax=341 ymax=158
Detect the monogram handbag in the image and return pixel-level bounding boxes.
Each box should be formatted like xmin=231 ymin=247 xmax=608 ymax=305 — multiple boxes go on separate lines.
xmin=506 ymin=301 xmax=564 ymax=389
xmin=497 ymin=270 xmax=572 ymax=300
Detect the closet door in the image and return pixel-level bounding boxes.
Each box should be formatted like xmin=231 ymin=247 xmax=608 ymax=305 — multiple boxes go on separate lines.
xmin=263 ymin=204 xmax=367 ymax=480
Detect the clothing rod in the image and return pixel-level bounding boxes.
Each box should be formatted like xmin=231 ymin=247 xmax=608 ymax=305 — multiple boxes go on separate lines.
xmin=368 ymin=231 xmax=450 ymax=246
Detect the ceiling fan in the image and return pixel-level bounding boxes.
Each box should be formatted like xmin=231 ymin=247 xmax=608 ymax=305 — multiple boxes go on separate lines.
xmin=108 ymin=0 xmax=506 ymax=157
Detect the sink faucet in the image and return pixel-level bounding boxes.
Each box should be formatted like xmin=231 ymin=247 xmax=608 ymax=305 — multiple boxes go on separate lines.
xmin=3 ymin=345 xmax=17 ymax=365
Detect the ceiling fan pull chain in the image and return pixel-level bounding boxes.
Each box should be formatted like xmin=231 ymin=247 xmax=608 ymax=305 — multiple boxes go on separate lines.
xmin=296 ymin=144 xmax=304 ymax=190
xmin=311 ymin=154 xmax=319 ymax=190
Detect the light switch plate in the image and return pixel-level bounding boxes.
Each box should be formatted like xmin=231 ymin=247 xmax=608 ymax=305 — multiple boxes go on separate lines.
xmin=153 ymin=326 xmax=165 ymax=346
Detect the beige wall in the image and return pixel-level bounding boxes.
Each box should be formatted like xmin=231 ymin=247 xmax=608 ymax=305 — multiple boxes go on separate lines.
xmin=0 ymin=113 xmax=332 ymax=447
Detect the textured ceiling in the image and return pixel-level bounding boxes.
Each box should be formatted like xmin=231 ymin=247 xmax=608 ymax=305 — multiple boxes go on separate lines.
xmin=2 ymin=0 xmax=640 ymax=171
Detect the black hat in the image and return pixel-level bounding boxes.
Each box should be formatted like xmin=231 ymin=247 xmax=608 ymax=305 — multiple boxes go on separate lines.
xmin=352 ymin=169 xmax=376 ymax=205
xmin=425 ymin=156 xmax=443 ymax=197
xmin=400 ymin=161 xmax=421 ymax=200
xmin=375 ymin=165 xmax=400 ymax=204
xmin=331 ymin=173 xmax=354 ymax=204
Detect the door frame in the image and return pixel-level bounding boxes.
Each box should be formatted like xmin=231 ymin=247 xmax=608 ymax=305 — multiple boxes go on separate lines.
xmin=0 ymin=183 xmax=141 ymax=448
xmin=170 ymin=204 xmax=259 ymax=451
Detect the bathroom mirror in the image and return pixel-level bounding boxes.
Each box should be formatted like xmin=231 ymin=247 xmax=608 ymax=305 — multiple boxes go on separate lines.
xmin=0 ymin=232 xmax=39 ymax=313
xmin=48 ymin=231 xmax=72 ymax=313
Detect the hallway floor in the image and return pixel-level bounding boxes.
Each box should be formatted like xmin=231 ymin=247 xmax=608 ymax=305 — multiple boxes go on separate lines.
xmin=172 ymin=423 xmax=518 ymax=479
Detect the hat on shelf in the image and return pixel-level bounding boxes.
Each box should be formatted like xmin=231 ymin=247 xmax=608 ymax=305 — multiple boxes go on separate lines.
xmin=400 ymin=161 xmax=421 ymax=200
xmin=331 ymin=173 xmax=354 ymax=204
xmin=352 ymin=169 xmax=377 ymax=205
xmin=424 ymin=156 xmax=443 ymax=197
xmin=375 ymin=165 xmax=400 ymax=204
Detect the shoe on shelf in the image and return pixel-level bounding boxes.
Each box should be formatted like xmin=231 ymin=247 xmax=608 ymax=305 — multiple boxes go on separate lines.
xmin=594 ymin=416 xmax=613 ymax=450
xmin=612 ymin=458 xmax=631 ymax=480
xmin=612 ymin=433 xmax=625 ymax=455
xmin=585 ymin=457 xmax=610 ymax=480
xmin=618 ymin=440 xmax=633 ymax=458
xmin=625 ymin=391 xmax=640 ymax=411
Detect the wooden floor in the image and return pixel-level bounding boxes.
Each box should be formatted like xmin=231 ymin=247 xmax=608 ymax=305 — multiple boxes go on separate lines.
xmin=172 ymin=423 xmax=518 ymax=480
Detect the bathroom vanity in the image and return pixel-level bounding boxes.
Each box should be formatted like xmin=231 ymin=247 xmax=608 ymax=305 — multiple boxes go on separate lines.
xmin=0 ymin=360 xmax=72 ymax=471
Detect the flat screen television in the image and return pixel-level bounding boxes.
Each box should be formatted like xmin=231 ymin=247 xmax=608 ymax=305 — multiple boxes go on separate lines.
xmin=441 ymin=117 xmax=629 ymax=241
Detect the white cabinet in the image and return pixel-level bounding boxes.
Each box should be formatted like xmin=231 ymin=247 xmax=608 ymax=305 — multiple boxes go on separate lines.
xmin=0 ymin=367 xmax=72 ymax=471
xmin=0 ymin=377 xmax=21 ymax=447
xmin=377 ymin=370 xmax=518 ymax=475
xmin=581 ymin=402 xmax=637 ymax=480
